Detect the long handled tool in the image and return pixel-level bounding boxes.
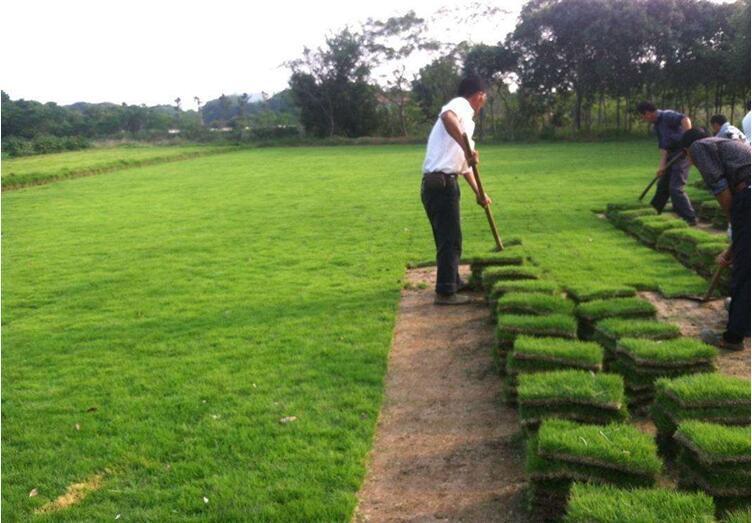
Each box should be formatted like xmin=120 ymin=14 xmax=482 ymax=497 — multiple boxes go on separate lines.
xmin=703 ymin=265 xmax=725 ymax=302
xmin=638 ymin=151 xmax=686 ymax=201
xmin=462 ymin=133 xmax=504 ymax=251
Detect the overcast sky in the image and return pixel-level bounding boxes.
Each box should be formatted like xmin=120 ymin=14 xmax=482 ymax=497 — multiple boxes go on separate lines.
xmin=1 ymin=0 xmax=525 ymax=107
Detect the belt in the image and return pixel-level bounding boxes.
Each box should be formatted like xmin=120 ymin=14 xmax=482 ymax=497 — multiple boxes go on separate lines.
xmin=424 ymin=171 xmax=458 ymax=178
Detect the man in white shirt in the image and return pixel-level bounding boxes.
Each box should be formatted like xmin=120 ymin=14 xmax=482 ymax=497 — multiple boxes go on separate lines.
xmin=710 ymin=114 xmax=747 ymax=141
xmin=421 ymin=75 xmax=491 ymax=305
xmin=742 ymin=101 xmax=751 ymax=145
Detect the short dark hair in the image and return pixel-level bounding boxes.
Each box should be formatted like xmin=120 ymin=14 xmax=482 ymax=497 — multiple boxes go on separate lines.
xmin=458 ymin=75 xmax=487 ymax=98
xmin=710 ymin=114 xmax=727 ymax=126
xmin=680 ymin=128 xmax=708 ymax=150
xmin=636 ymin=101 xmax=657 ymax=114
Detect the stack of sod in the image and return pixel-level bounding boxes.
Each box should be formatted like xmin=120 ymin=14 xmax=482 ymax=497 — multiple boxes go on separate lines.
xmin=592 ymin=318 xmax=681 ymax=367
xmin=517 ymin=370 xmax=627 ymax=431
xmin=605 ymin=201 xmax=651 ymax=221
xmin=611 ymin=337 xmax=717 ymax=413
xmin=575 ymin=297 xmax=656 ymax=340
xmin=496 ymin=314 xmax=578 ymax=368
xmin=651 ymin=373 xmax=750 ymax=456
xmin=497 ymin=292 xmax=574 ymax=317
xmin=627 ymin=215 xmax=689 ymax=246
xmin=563 ymin=483 xmax=716 ymax=523
xmin=504 ymin=336 xmax=603 ymax=403
xmin=481 ymin=264 xmax=542 ymax=293
xmin=607 ymin=207 xmax=657 ymax=230
xmin=674 ymin=420 xmax=751 ymax=512
xmin=564 ymin=284 xmax=636 ymax=304
xmin=699 ymin=200 xmax=728 ymax=229
xmin=488 ymin=279 xmax=560 ymax=308
xmin=467 ymin=248 xmax=526 ymax=289
xmin=722 ymin=508 xmax=751 ymax=523
xmin=526 ymin=419 xmax=661 ymax=520
xmin=656 ymin=228 xmax=726 ymax=265
xmin=689 ymin=241 xmax=732 ymax=277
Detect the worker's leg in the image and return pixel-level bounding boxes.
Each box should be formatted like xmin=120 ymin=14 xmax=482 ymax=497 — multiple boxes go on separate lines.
xmin=422 ymin=173 xmax=461 ymax=295
xmin=668 ymin=157 xmax=697 ymax=224
xmin=725 ymin=188 xmax=750 ymax=342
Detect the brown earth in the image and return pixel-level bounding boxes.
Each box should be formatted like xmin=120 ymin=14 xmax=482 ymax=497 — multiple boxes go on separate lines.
xmin=639 ymin=291 xmax=750 ymax=378
xmin=354 ymin=266 xmax=528 ymax=523
xmin=354 ymin=267 xmax=748 ymax=522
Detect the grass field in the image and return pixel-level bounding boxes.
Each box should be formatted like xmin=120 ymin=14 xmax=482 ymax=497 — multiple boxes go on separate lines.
xmin=2 ymin=142 xmax=709 ymax=520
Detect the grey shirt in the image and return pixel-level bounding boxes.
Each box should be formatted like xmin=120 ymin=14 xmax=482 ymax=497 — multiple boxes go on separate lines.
xmin=689 ymin=137 xmax=751 ymax=194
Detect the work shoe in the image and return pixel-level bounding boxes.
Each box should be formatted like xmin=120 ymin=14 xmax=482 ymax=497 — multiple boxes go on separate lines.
xmin=700 ymin=329 xmax=744 ymax=351
xmin=434 ymin=293 xmax=471 ymax=305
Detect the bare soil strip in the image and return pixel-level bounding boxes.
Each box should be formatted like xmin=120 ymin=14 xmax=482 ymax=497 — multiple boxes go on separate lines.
xmin=639 ymin=291 xmax=750 ymax=378
xmin=355 ymin=266 xmax=527 ymax=523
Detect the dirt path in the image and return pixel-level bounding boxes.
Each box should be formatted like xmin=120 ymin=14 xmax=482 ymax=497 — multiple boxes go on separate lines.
xmin=354 ymin=266 xmax=527 ymax=523
xmin=639 ymin=292 xmax=750 ymax=378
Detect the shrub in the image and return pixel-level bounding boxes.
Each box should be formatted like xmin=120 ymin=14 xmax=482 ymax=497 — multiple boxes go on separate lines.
xmin=497 ymin=292 xmax=574 ymax=316
xmin=564 ymin=483 xmax=715 ymax=523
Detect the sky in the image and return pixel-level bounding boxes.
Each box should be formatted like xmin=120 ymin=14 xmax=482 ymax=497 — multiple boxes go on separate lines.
xmin=1 ymin=0 xmax=526 ymax=108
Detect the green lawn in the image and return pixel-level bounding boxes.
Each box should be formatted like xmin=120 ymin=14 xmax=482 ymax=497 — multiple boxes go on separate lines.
xmin=2 ymin=142 xmax=708 ymax=520
xmin=1 ymin=144 xmax=232 ymax=189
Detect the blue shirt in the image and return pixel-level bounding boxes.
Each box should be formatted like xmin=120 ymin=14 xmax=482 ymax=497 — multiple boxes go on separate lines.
xmin=654 ymin=109 xmax=685 ymax=150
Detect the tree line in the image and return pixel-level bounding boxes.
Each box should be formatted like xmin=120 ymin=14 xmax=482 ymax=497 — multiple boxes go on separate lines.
xmin=289 ymin=0 xmax=750 ymax=139
xmin=2 ymin=0 xmax=749 ymax=155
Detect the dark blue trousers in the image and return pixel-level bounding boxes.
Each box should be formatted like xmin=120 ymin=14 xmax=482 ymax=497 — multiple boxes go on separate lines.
xmin=651 ymin=155 xmax=696 ymax=223
xmin=726 ymin=188 xmax=750 ymax=342
xmin=421 ymin=172 xmax=462 ymax=295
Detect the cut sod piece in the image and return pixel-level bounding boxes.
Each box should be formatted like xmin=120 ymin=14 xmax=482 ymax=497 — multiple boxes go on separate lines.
xmin=630 ymin=215 xmax=689 ymax=246
xmin=650 ymin=373 xmax=751 ymax=456
xmin=675 ymin=421 xmax=751 ymax=465
xmin=564 ymin=284 xmax=636 ymax=304
xmin=593 ymin=319 xmax=681 ymax=365
xmin=721 ymin=508 xmax=751 ymax=523
xmin=526 ymin=419 xmax=661 ymax=521
xmin=466 ymin=248 xmax=526 ymax=287
xmin=508 ymin=336 xmax=603 ymax=372
xmin=497 ymin=313 xmax=578 ymax=347
xmin=517 ymin=370 xmax=627 ymax=428
xmin=576 ymin=297 xmax=656 ymax=340
xmin=608 ymin=207 xmax=657 ymax=230
xmin=576 ymin=297 xmax=656 ymax=323
xmin=496 ymin=314 xmax=578 ymax=370
xmin=497 ymin=292 xmax=574 ymax=316
xmin=563 ymin=483 xmax=715 ymax=523
xmin=615 ymin=337 xmax=717 ymax=368
xmin=689 ymin=241 xmax=730 ymax=277
xmin=488 ymin=279 xmax=560 ymax=304
xmin=481 ymin=264 xmax=542 ymax=290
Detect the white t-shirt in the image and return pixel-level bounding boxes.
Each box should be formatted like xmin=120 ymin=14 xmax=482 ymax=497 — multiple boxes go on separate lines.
xmin=422 ymin=97 xmax=476 ymax=175
xmin=742 ymin=110 xmax=751 ymax=145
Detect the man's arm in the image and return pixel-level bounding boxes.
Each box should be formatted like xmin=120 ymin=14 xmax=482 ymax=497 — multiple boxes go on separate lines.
xmin=440 ymin=110 xmax=491 ymax=206
xmin=715 ymin=187 xmax=733 ymax=222
xmin=681 ymin=116 xmax=692 ymax=132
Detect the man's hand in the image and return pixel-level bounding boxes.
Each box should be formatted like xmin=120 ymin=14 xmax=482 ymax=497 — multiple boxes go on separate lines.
xmin=717 ymin=247 xmax=733 ymax=267
xmin=656 ymin=167 xmax=666 ymax=177
xmin=476 ymin=192 xmax=492 ymax=207
xmin=466 ymin=149 xmax=479 ymax=167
